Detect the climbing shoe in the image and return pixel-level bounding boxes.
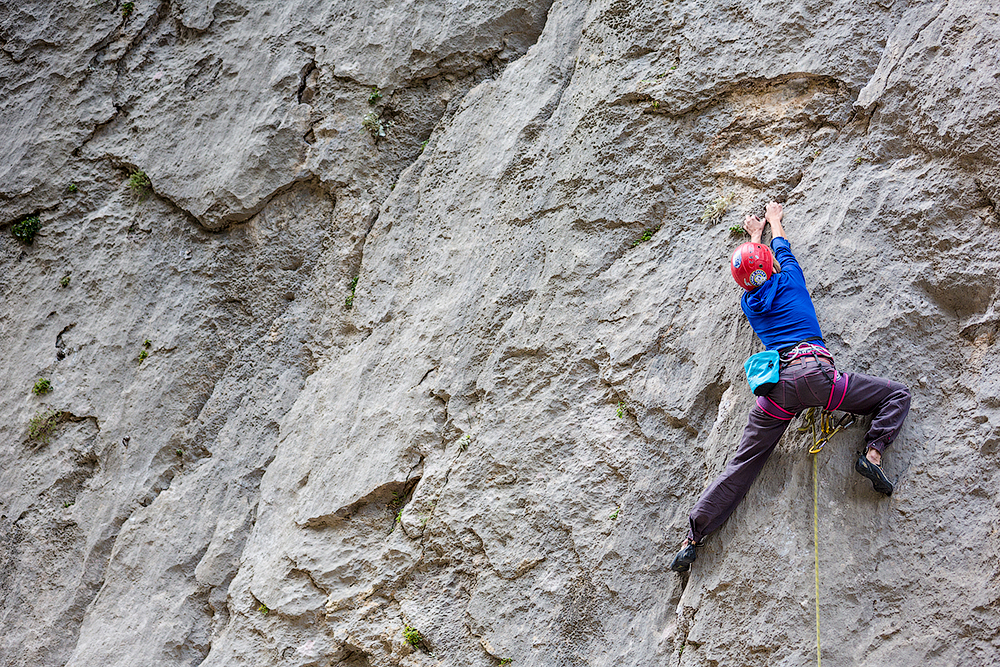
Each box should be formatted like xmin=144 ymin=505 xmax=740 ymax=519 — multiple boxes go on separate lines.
xmin=855 ymin=455 xmax=893 ymax=496
xmin=669 ymin=540 xmax=699 ymax=573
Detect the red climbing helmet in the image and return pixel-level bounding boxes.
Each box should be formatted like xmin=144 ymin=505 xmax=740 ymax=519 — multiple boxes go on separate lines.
xmin=730 ymin=242 xmax=774 ymax=291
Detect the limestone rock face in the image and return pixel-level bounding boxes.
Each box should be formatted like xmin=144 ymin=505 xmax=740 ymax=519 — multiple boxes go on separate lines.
xmin=2 ymin=1 xmax=999 ymax=666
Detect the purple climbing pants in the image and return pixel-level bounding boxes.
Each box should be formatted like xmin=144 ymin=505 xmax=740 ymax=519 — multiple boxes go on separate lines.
xmin=687 ymin=356 xmax=910 ymax=543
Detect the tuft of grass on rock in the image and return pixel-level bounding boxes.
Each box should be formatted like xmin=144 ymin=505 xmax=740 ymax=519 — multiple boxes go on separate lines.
xmin=701 ymin=193 xmax=734 ymax=223
xmin=345 ymin=275 xmax=359 ymax=309
xmin=28 ymin=408 xmax=61 ymax=444
xmin=403 ymin=625 xmax=422 ymax=647
xmin=32 ymin=378 xmax=52 ymax=395
xmin=128 ymin=169 xmax=151 ymax=199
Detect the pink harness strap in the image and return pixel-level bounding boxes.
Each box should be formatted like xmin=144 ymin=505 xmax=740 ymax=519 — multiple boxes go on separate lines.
xmin=764 ymin=395 xmax=795 ymax=417
xmin=756 ymin=396 xmax=794 ymax=421
xmin=828 ymin=372 xmax=850 ymax=411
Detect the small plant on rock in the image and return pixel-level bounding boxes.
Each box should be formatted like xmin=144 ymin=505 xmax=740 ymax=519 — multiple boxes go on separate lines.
xmin=368 ymin=86 xmax=383 ymax=105
xmin=701 ymin=193 xmax=734 ymax=223
xmin=32 ymin=378 xmax=52 ymax=395
xmin=60 ymin=275 xmax=71 ymax=287
xmin=67 ymin=183 xmax=79 ymax=193
xmin=362 ymin=112 xmax=393 ymax=139
xmin=121 ymin=1 xmax=134 ymax=18
xmin=388 ymin=492 xmax=405 ymax=529
xmin=459 ymin=434 xmax=472 ymax=451
xmin=616 ymin=401 xmax=626 ymax=418
xmin=500 ymin=659 xmax=513 ymax=666
xmin=388 ymin=491 xmax=402 ymax=509
xmin=403 ymin=625 xmax=422 ymax=647
xmin=12 ymin=216 xmax=41 ymax=245
xmin=138 ymin=349 xmax=149 ymax=364
xmin=729 ymin=224 xmax=747 ymax=238
xmin=609 ymin=507 xmax=620 ymax=520
xmin=28 ymin=408 xmax=61 ymax=444
xmin=257 ymin=602 xmax=269 ymax=615
xmin=345 ymin=275 xmax=359 ymax=309
xmin=631 ymin=224 xmax=661 ymax=247
xmin=127 ymin=169 xmax=151 ymax=199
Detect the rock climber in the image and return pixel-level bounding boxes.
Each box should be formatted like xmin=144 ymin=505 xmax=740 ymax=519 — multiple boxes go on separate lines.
xmin=669 ymin=201 xmax=911 ymax=573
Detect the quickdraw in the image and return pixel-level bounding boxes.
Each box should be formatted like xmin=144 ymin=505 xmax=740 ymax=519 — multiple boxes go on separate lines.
xmin=798 ymin=407 xmax=856 ymax=454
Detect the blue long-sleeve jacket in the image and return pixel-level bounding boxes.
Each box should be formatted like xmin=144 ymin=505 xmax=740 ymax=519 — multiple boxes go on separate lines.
xmin=740 ymin=237 xmax=823 ymax=351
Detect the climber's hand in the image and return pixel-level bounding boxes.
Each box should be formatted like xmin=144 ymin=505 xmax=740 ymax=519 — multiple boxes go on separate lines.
xmin=765 ymin=201 xmax=783 ymax=225
xmin=743 ymin=214 xmax=765 ymax=243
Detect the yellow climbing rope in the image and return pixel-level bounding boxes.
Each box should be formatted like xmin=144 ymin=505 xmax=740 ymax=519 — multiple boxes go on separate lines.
xmin=812 ymin=452 xmax=821 ymax=667
xmin=797 ymin=408 xmax=856 ymax=667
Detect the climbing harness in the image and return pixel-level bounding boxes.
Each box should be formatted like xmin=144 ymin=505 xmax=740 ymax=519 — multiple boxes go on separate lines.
xmin=798 ymin=407 xmax=857 ymax=667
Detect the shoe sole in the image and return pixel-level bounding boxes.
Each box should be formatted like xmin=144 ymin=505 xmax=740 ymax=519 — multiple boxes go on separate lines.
xmin=855 ymin=456 xmax=893 ymax=495
xmin=669 ymin=544 xmax=697 ymax=573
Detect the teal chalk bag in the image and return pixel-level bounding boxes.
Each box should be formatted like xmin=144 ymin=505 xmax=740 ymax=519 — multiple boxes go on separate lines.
xmin=745 ymin=350 xmax=780 ymax=396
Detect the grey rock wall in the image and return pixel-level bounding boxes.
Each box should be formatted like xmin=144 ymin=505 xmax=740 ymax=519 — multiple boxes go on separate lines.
xmin=2 ymin=0 xmax=999 ymax=666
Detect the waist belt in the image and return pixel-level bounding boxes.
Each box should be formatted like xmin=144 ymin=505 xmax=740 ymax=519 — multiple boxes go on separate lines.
xmin=780 ymin=341 xmax=833 ymax=365
xmin=784 ymin=356 xmax=831 ymax=367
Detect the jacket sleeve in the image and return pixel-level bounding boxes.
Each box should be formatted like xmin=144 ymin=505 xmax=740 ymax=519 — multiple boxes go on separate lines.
xmin=771 ymin=237 xmax=805 ymax=285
